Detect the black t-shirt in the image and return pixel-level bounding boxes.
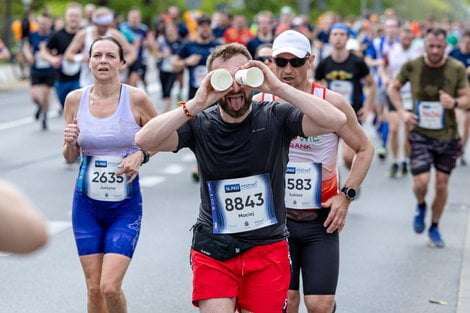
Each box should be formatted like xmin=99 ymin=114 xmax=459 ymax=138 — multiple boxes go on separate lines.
xmin=46 ymin=29 xmax=79 ymax=82
xmin=315 ymin=53 xmax=370 ymax=113
xmin=176 ymin=101 xmax=304 ymax=244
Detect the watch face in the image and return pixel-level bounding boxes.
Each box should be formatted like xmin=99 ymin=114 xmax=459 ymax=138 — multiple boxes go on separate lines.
xmin=347 ymin=188 xmax=356 ymax=199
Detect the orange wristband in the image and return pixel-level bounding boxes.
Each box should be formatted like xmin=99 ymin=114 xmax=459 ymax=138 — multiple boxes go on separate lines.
xmin=179 ymin=101 xmax=194 ymax=118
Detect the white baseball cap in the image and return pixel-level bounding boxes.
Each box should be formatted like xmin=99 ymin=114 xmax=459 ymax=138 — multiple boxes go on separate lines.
xmin=272 ymin=30 xmax=312 ymax=58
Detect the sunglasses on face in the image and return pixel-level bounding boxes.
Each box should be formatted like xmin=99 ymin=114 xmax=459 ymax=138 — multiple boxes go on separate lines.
xmin=255 ymin=56 xmax=271 ymax=63
xmin=273 ymin=57 xmax=308 ymax=68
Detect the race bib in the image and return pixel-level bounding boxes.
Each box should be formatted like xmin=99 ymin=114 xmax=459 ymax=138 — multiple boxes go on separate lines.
xmin=34 ymin=51 xmax=51 ymax=69
xmin=79 ymin=156 xmax=130 ymax=202
xmin=416 ymin=101 xmax=445 ymax=130
xmin=329 ymin=80 xmax=353 ymax=103
xmin=193 ymin=65 xmax=208 ymax=88
xmin=401 ymin=89 xmax=413 ymax=111
xmin=207 ymin=173 xmax=277 ymax=234
xmin=161 ymin=55 xmax=176 ymax=73
xmin=285 ymin=162 xmax=322 ymax=209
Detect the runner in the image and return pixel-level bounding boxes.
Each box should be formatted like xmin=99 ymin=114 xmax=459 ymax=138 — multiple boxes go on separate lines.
xmin=41 ymin=2 xmax=82 ymax=114
xmin=64 ymin=6 xmax=136 ymax=87
xmin=315 ymin=23 xmax=376 ymax=170
xmin=365 ymin=16 xmax=400 ymax=160
xmin=380 ymin=26 xmax=423 ymax=177
xmin=136 ymin=43 xmax=346 ymax=313
xmin=254 ymin=30 xmax=374 ymax=313
xmin=62 ymin=36 xmax=157 ymax=312
xmin=388 ymin=27 xmax=470 ymax=248
xmin=172 ymin=14 xmax=219 ymax=100
xmin=449 ymin=29 xmax=470 ymax=165
xmin=119 ymin=8 xmax=150 ymax=88
xmin=254 ymin=43 xmax=273 ymax=70
xmin=22 ymin=14 xmax=55 ymax=130
xmin=246 ymin=11 xmax=274 ymax=58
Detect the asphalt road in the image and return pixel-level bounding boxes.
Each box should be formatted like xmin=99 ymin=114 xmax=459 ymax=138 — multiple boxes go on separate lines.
xmin=0 ymin=81 xmax=469 ymax=313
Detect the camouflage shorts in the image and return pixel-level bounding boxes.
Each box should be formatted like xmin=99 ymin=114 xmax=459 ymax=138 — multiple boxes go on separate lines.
xmin=409 ymin=131 xmax=461 ymax=175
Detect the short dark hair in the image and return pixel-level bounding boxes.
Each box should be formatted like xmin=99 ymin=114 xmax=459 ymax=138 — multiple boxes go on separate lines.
xmin=207 ymin=43 xmax=252 ymax=71
xmin=255 ymin=43 xmax=273 ymax=58
xmin=89 ymin=36 xmax=126 ymax=64
xmin=426 ymin=27 xmax=447 ymax=38
xmin=462 ymin=29 xmax=470 ymax=38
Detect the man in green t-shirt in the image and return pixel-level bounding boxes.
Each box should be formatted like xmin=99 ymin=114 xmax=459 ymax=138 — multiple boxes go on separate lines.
xmin=388 ymin=27 xmax=470 ymax=248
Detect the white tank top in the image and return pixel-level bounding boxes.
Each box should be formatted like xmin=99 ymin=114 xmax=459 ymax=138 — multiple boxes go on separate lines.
xmin=261 ymin=82 xmax=339 ymax=200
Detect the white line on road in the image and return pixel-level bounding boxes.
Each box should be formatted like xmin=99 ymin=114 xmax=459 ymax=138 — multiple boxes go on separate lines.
xmin=181 ymin=153 xmax=196 ymax=162
xmin=46 ymin=220 xmax=72 ymax=235
xmin=0 ymin=111 xmax=60 ymax=131
xmin=163 ymin=163 xmax=184 ymax=175
xmin=0 ymin=116 xmax=34 ymax=131
xmin=140 ymin=175 xmax=167 ymax=187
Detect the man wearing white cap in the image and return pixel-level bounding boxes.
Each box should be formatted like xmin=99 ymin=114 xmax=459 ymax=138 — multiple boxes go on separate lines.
xmin=64 ymin=7 xmax=136 ymax=87
xmin=255 ymin=30 xmax=374 ymax=313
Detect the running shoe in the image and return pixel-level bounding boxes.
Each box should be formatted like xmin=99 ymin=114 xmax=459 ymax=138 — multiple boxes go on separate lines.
xmin=401 ymin=161 xmax=409 ymax=176
xmin=34 ymin=106 xmax=41 ymax=120
xmin=428 ymin=227 xmax=445 ymax=248
xmin=387 ymin=163 xmax=399 ymax=178
xmin=191 ymin=167 xmax=199 ymax=182
xmin=461 ymin=158 xmax=467 ymax=166
xmin=377 ymin=147 xmax=387 ymax=160
xmin=41 ymin=114 xmax=47 ymax=130
xmin=413 ymin=203 xmax=426 ymax=234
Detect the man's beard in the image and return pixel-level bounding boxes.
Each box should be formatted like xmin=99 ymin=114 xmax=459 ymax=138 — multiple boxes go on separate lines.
xmin=219 ymin=92 xmax=252 ymax=119
xmin=428 ymin=53 xmax=444 ymax=65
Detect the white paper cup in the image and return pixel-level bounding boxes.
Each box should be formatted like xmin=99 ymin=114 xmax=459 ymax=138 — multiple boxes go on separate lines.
xmin=210 ymin=69 xmax=233 ymax=91
xmin=235 ymin=67 xmax=264 ymax=87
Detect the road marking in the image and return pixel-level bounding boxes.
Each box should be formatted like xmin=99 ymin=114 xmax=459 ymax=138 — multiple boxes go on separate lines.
xmin=140 ymin=176 xmax=166 ymax=187
xmin=182 ymin=153 xmax=196 ymax=162
xmin=46 ymin=220 xmax=72 ymax=235
xmin=0 ymin=111 xmax=60 ymax=131
xmin=163 ymin=163 xmax=184 ymax=175
xmin=0 ymin=117 xmax=34 ymax=131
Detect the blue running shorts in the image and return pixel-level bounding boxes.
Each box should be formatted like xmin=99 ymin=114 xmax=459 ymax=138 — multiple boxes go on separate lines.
xmin=72 ymin=177 xmax=142 ymax=258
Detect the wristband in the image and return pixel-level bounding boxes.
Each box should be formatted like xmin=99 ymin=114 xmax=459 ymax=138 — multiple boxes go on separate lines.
xmin=140 ymin=150 xmax=150 ymax=165
xmin=179 ymin=101 xmax=194 ymax=118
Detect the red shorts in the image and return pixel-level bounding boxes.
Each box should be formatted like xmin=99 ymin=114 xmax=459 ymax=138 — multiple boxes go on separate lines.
xmin=191 ymin=239 xmax=290 ymax=313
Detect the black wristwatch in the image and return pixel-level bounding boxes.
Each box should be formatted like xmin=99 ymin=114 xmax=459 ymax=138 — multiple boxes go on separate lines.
xmin=341 ymin=187 xmax=358 ymax=200
xmin=140 ymin=150 xmax=150 ymax=165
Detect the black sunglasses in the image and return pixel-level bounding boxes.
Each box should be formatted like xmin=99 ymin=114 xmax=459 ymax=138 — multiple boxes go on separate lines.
xmin=255 ymin=56 xmax=271 ymax=63
xmin=273 ymin=57 xmax=308 ymax=68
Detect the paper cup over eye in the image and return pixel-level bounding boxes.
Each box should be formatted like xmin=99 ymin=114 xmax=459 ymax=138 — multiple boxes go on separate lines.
xmin=235 ymin=67 xmax=264 ymax=88
xmin=210 ymin=69 xmax=233 ymax=91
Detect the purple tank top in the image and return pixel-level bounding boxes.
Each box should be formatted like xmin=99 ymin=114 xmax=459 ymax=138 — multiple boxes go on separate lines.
xmin=77 ymin=84 xmax=141 ymax=157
